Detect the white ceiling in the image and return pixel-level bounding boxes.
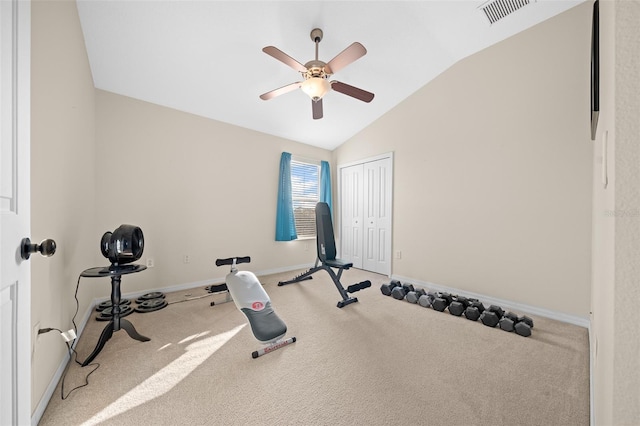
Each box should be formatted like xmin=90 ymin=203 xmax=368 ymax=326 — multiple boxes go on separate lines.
xmin=76 ymin=0 xmax=585 ymax=150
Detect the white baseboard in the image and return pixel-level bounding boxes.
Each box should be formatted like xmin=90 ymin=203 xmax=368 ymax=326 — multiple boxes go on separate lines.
xmin=588 ymin=319 xmax=594 ymax=426
xmin=391 ymin=274 xmax=590 ymax=328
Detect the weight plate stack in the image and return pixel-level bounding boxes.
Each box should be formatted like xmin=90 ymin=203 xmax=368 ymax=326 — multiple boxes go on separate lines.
xmin=135 ymin=292 xmax=166 ymax=303
xmin=96 ymin=304 xmax=134 ymax=321
xmin=96 ymin=299 xmax=131 ymax=312
xmin=134 ymin=296 xmax=168 ymax=313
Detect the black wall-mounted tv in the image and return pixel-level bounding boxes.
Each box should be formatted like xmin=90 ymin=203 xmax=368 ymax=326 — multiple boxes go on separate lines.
xmin=591 ymin=0 xmax=599 ymax=141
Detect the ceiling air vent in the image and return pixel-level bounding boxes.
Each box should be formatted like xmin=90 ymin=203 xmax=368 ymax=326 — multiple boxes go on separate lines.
xmin=480 ymin=0 xmax=532 ymax=25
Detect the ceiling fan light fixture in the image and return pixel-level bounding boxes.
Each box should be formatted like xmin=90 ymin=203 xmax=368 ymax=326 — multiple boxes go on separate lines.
xmin=301 ymin=77 xmax=330 ymax=101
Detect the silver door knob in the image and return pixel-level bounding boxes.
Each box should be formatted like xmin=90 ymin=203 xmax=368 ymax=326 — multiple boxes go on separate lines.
xmin=20 ymin=238 xmax=56 ymax=260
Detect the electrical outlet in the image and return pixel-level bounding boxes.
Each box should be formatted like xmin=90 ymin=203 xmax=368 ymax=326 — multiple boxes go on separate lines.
xmin=183 ymin=254 xmax=190 ymax=264
xmin=304 ymin=242 xmax=309 ymax=251
xmin=146 ymin=258 xmax=155 ymax=268
xmin=32 ymin=322 xmax=40 ymax=354
xmin=395 ymin=251 xmax=402 ymax=259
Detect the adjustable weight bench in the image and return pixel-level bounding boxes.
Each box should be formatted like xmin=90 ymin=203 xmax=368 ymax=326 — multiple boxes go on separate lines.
xmin=278 ymin=202 xmax=371 ymax=308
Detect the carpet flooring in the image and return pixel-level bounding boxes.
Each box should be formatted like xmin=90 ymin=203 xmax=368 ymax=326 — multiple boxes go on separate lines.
xmin=38 ymin=267 xmax=590 ymax=425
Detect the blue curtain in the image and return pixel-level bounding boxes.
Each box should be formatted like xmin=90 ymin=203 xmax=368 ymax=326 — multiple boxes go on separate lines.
xmin=275 ymin=152 xmax=297 ymax=241
xmin=320 ymin=160 xmax=332 ymax=213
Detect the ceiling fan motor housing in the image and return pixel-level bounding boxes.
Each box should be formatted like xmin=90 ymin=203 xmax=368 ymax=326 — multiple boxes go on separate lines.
xmin=304 ymin=61 xmax=328 ymax=79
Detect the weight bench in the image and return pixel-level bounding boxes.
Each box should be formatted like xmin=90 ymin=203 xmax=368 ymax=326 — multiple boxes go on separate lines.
xmin=278 ymin=202 xmax=371 ymax=308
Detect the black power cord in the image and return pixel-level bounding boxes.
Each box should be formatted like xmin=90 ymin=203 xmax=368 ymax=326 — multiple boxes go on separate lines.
xmin=38 ymin=326 xmax=99 ymax=399
xmin=60 ymin=342 xmax=100 ymax=400
xmin=43 ymin=273 xmax=217 ymax=399
xmin=39 ymin=274 xmax=100 ymax=399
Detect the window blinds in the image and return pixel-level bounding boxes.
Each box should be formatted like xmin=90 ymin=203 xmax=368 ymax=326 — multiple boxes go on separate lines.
xmin=290 ymin=160 xmax=320 ymax=238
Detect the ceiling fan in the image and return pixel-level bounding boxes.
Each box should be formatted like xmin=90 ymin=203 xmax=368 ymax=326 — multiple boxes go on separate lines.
xmin=259 ymin=28 xmax=374 ymax=120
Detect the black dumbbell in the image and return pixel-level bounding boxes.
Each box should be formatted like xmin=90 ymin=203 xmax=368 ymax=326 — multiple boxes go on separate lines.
xmin=418 ymin=291 xmax=437 ymax=308
xmin=479 ymin=305 xmax=505 ymax=327
xmin=392 ymin=283 xmax=415 ymax=300
xmin=464 ymin=300 xmax=485 ymax=321
xmin=498 ymin=311 xmax=519 ymax=332
xmin=514 ymin=315 xmax=534 ymax=337
xmin=380 ymin=279 xmax=401 ymax=296
xmin=448 ymin=296 xmax=470 ymax=316
xmin=406 ymin=288 xmax=426 ymax=304
xmin=432 ymin=292 xmax=453 ymax=312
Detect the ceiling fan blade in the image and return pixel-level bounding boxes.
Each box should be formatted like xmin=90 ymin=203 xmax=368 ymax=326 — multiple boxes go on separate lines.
xmin=312 ymin=99 xmax=323 ymax=120
xmin=331 ymin=81 xmax=374 ymax=103
xmin=259 ymin=82 xmax=302 ymax=101
xmin=262 ymin=46 xmax=308 ymax=73
xmin=325 ymin=42 xmax=367 ymax=75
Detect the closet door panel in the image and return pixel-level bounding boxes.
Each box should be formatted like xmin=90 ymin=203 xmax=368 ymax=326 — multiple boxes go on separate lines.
xmin=339 ymin=164 xmax=363 ymax=268
xmin=362 ymin=158 xmax=392 ymax=274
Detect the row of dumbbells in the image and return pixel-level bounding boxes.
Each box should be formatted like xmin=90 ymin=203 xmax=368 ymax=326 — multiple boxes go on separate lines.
xmin=380 ymin=280 xmax=534 ymax=337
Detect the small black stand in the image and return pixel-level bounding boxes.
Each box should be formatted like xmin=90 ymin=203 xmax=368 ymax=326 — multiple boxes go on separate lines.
xmin=80 ymin=264 xmax=149 ymax=366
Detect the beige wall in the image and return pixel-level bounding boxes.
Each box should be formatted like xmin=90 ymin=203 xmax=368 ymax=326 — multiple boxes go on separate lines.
xmin=611 ymin=1 xmax=640 ymax=420
xmin=335 ymin=3 xmax=593 ymax=318
xmin=591 ymin=1 xmax=640 ymax=424
xmin=32 ymin=0 xmax=640 ymax=422
xmin=94 ymin=90 xmax=331 ymax=294
xmin=30 ymin=0 xmax=99 ymax=413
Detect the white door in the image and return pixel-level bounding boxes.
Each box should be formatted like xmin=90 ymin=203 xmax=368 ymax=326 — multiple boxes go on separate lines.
xmin=339 ymin=154 xmax=393 ymax=275
xmin=1 ymin=1 xmax=31 ymax=424
xmin=339 ymin=164 xmax=363 ymax=268
xmin=362 ymin=158 xmax=392 ymax=274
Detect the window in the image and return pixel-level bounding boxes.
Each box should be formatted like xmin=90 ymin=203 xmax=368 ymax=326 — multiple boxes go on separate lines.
xmin=290 ymin=159 xmax=320 ymax=238
xmin=275 ymin=152 xmax=331 ymax=242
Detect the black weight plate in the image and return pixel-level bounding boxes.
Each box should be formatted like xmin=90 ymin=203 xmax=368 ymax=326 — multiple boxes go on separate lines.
xmin=96 ymin=299 xmax=131 ymax=311
xmin=135 ymin=299 xmax=168 ymax=313
xmin=140 ymin=298 xmax=165 ymax=308
xmin=96 ymin=305 xmax=134 ymax=321
xmin=135 ymin=292 xmax=165 ymax=303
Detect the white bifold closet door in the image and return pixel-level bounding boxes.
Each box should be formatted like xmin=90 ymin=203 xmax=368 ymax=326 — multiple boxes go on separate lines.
xmin=339 ymin=155 xmax=392 ymax=276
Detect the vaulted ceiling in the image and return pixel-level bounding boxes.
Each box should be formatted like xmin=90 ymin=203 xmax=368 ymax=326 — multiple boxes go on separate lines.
xmin=77 ymin=0 xmax=585 ymax=150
